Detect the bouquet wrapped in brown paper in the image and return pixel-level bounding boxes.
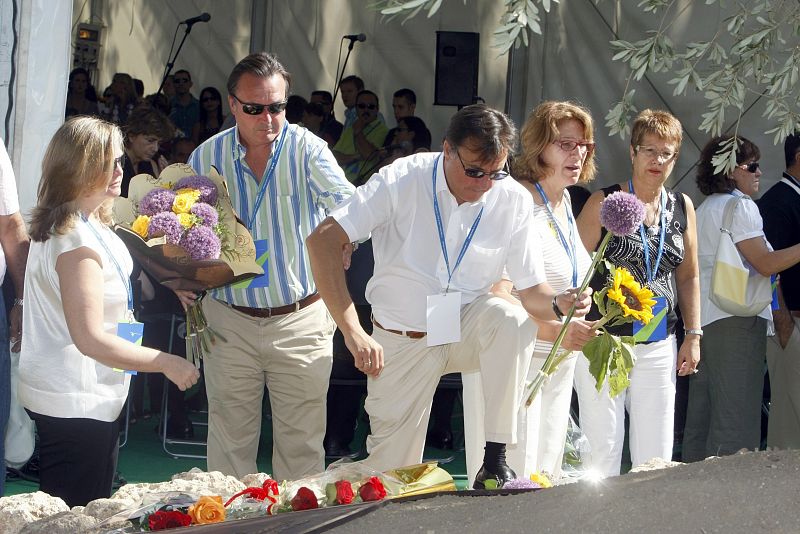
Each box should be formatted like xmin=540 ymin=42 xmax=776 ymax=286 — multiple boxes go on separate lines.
xmin=113 ymin=163 xmax=263 ymax=364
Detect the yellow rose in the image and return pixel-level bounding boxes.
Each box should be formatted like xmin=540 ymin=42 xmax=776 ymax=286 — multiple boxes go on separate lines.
xmin=173 ymin=190 xmax=201 ymax=214
xmin=177 ymin=212 xmax=195 ymax=229
xmin=131 ymin=215 xmax=150 ymax=238
xmin=188 ymin=495 xmax=226 ymax=525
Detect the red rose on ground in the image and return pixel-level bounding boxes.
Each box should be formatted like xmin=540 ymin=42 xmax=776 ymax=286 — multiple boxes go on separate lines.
xmin=335 ymin=480 xmax=355 ymax=505
xmin=148 ymin=510 xmax=192 ymax=530
xmin=359 ymin=476 xmax=387 ymax=502
xmin=291 ymin=487 xmax=319 ymax=511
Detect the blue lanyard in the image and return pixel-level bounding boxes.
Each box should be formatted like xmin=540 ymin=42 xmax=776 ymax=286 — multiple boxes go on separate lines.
xmin=80 ymin=214 xmax=134 ymax=314
xmin=432 ymin=155 xmax=484 ymax=291
xmin=234 ymin=123 xmax=288 ymax=231
xmin=628 ymin=179 xmax=666 ymax=283
xmin=534 ymin=183 xmax=578 ymax=286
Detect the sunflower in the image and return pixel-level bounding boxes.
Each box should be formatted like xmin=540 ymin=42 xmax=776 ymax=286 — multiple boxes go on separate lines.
xmin=607 ymin=267 xmax=657 ymax=323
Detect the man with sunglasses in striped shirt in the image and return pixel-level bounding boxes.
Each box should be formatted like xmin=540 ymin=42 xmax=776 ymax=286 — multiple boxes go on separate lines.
xmin=184 ymin=52 xmax=354 ymax=482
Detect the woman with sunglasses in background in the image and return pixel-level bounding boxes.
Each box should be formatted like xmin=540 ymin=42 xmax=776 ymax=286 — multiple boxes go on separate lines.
xmin=192 ymin=87 xmax=226 ymax=145
xmin=463 ymin=101 xmax=597 ymax=483
xmin=683 ymin=136 xmax=800 ymax=461
xmin=575 ymin=109 xmax=701 ymax=477
xmin=18 ymin=117 xmax=199 ymax=506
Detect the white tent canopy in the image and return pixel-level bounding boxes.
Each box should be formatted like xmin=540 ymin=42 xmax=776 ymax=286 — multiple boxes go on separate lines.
xmin=0 ymin=0 xmax=790 ymax=215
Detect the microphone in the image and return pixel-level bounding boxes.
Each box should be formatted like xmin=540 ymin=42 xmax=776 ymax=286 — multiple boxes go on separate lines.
xmin=181 ymin=13 xmax=211 ymax=26
xmin=343 ymin=33 xmax=367 ymax=42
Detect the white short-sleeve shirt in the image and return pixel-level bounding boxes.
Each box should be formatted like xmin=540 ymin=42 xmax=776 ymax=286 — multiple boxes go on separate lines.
xmin=18 ymin=218 xmax=133 ymax=422
xmin=331 ymin=152 xmax=546 ymax=331
xmin=0 ymin=141 xmax=21 ymax=285
xmin=696 ymin=190 xmax=773 ymax=326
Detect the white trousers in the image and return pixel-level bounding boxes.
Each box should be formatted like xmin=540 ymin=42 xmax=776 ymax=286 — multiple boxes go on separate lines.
xmin=574 ymin=335 xmax=677 ymax=477
xmin=362 ymin=294 xmax=537 ymax=472
xmin=464 ymin=347 xmax=578 ymax=483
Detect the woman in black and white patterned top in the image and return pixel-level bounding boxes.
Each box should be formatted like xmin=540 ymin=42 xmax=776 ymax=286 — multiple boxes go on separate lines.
xmin=575 ymin=109 xmax=701 ymax=477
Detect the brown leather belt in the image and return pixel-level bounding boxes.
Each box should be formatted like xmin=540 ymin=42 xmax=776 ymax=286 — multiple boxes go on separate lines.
xmin=229 ymin=293 xmax=321 ymax=318
xmin=372 ymin=318 xmax=426 ymax=339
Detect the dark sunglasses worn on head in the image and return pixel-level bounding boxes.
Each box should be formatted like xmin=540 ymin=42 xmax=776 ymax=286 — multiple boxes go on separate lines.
xmin=455 ymin=148 xmax=509 ymax=180
xmin=740 ymin=161 xmax=760 ymax=173
xmin=357 ymin=103 xmax=377 ymax=110
xmin=231 ymin=94 xmax=288 ymax=116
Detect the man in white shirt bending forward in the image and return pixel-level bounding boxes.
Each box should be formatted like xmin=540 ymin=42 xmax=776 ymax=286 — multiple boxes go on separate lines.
xmin=307 ymin=104 xmax=591 ymax=488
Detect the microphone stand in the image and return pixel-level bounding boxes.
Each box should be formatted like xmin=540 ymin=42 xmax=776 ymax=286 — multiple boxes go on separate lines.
xmin=332 ymin=38 xmax=358 ymax=106
xmin=157 ymin=22 xmax=198 ymax=95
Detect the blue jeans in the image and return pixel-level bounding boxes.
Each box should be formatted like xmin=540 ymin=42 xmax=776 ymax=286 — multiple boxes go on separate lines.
xmin=0 ymin=292 xmax=10 ymax=496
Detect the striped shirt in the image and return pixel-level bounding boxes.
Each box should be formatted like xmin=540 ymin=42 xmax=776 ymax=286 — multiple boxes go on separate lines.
xmin=188 ymin=123 xmax=354 ymax=308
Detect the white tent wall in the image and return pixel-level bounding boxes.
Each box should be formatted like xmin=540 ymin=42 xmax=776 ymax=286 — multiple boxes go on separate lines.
xmin=514 ymin=0 xmax=788 ymax=200
xmin=1 ymin=0 xmax=72 ymax=214
xmin=254 ymin=0 xmax=510 ymax=146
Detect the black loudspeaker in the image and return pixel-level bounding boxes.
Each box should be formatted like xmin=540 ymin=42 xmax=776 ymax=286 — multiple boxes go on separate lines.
xmin=434 ymin=31 xmax=480 ymax=107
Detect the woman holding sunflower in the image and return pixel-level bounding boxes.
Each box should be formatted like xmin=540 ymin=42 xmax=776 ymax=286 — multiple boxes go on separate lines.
xmin=575 ymin=109 xmax=701 ymax=477
xmin=463 ymin=101 xmax=598 ymax=483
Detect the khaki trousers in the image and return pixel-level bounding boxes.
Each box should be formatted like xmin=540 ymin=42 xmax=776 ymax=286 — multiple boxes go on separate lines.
xmin=202 ymin=297 xmax=334 ymax=480
xmin=363 ymin=294 xmax=537 ymax=472
xmin=767 ymin=320 xmax=800 ymax=449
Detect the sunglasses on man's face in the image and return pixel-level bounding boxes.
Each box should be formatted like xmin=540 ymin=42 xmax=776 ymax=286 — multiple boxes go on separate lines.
xmin=231 ymin=94 xmax=288 ymax=115
xmin=454 ymin=148 xmax=509 ymax=180
xmin=173 ymin=78 xmax=190 ymax=84
xmin=357 ymin=103 xmax=377 ymax=110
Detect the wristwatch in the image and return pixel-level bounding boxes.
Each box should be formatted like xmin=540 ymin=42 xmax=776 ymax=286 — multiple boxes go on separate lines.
xmin=685 ymin=328 xmax=703 ymax=337
xmin=552 ymin=295 xmax=564 ymax=320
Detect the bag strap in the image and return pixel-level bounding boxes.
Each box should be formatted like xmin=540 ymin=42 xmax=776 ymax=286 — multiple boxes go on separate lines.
xmin=720 ymin=194 xmax=750 ymax=235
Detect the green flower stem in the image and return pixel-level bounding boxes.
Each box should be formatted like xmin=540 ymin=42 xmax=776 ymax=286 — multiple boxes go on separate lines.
xmin=524 ymin=231 xmax=614 ymax=407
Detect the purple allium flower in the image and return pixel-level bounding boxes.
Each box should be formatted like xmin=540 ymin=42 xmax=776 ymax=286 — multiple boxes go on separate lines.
xmin=147 ymin=212 xmax=183 ymax=244
xmin=174 ymin=175 xmax=218 ymax=205
xmin=190 ymin=202 xmax=219 ymax=227
xmin=139 ymin=188 xmax=176 ymax=216
xmin=502 ymin=478 xmax=540 ymax=490
xmin=599 ymin=191 xmax=645 ymax=236
xmin=180 ymin=225 xmax=221 ymax=260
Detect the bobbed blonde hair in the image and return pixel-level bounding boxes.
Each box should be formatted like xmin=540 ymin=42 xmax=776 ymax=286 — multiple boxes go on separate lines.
xmin=514 ymin=100 xmax=596 ymax=184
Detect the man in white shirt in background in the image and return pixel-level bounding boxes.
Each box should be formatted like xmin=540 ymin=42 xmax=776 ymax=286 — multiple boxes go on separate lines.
xmin=307 ymin=104 xmax=592 ymax=488
xmin=0 ymin=140 xmax=30 ymax=496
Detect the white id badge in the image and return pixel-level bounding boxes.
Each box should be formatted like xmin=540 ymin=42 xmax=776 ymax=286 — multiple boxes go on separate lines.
xmin=426 ymin=292 xmax=462 ymax=347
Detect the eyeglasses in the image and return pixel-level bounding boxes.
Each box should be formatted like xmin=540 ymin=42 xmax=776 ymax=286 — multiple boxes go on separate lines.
xmin=553 ymin=139 xmax=595 ymax=155
xmin=231 ymin=94 xmax=288 ymax=116
xmin=357 ymin=103 xmax=377 ymax=110
xmin=201 ymin=96 xmax=218 ymax=102
xmin=396 ymin=127 xmax=410 ymax=133
xmin=454 ymin=148 xmax=509 ymax=180
xmin=636 ymin=145 xmax=677 ymax=163
xmin=173 ymin=78 xmax=190 ymax=84
xmin=739 ymin=161 xmax=760 ymax=173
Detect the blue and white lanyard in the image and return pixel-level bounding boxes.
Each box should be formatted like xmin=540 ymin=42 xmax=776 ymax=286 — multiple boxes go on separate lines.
xmin=534 ymin=182 xmax=578 ymax=286
xmin=233 ymin=124 xmax=288 ymax=232
xmin=432 ymin=155 xmax=483 ymax=292
xmin=629 ymin=179 xmax=666 ymax=283
xmin=80 ymin=214 xmax=134 ymax=315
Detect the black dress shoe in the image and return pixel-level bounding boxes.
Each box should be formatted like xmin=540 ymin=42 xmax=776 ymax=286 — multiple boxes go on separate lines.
xmin=426 ymin=428 xmax=454 ymax=450
xmin=324 ymin=440 xmax=358 ymax=459
xmin=473 ymin=463 xmax=516 ymax=490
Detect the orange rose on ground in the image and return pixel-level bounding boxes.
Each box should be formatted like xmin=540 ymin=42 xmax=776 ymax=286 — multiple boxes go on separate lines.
xmin=188 ymin=495 xmax=226 ymax=525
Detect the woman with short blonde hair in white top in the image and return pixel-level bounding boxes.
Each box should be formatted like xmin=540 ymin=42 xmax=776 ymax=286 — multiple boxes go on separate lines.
xmin=18 ymin=116 xmax=199 ymax=507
